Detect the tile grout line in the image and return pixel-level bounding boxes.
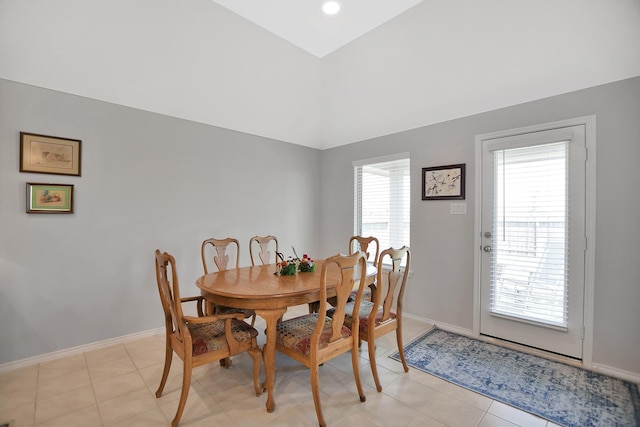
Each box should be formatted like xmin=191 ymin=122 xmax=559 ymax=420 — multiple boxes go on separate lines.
xmin=83 ymin=350 xmax=104 ymax=426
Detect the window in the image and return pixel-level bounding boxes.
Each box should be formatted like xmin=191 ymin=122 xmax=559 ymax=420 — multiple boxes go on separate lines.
xmin=491 ymin=141 xmax=569 ymax=327
xmin=354 ymin=153 xmax=410 ymax=261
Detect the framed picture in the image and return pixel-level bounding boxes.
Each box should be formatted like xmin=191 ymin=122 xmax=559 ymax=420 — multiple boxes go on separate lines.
xmin=20 ymin=132 xmax=81 ymax=176
xmin=422 ymin=163 xmax=466 ymax=200
xmin=26 ymin=183 xmax=74 ymax=214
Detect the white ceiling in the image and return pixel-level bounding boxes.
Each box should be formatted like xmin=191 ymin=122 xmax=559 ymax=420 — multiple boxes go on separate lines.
xmin=210 ymin=0 xmax=424 ymax=57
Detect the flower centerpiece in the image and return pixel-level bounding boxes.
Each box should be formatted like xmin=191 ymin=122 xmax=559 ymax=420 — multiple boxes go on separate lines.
xmin=298 ymin=252 xmax=316 ymax=272
xmin=275 ymin=247 xmax=316 ymax=276
xmin=276 ymin=257 xmax=298 ymax=276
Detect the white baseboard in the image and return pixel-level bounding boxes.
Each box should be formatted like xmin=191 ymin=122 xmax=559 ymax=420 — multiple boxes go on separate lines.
xmin=431 ymin=322 xmax=474 ymax=337
xmin=403 ymin=313 xmax=473 ymax=337
xmin=402 ymin=313 xmax=473 ymax=337
xmin=590 ymin=362 xmax=640 ymax=384
xmin=0 ymin=327 xmax=164 ymax=374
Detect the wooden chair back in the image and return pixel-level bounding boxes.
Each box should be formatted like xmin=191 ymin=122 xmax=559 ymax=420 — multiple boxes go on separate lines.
xmin=347 ymin=235 xmax=380 ymax=303
xmin=155 ymin=250 xmax=188 ymax=353
xmin=349 ymin=235 xmax=380 ymax=266
xmin=200 ymin=237 xmax=256 ymax=324
xmin=373 ymin=246 xmax=411 ymax=327
xmin=318 ymin=252 xmax=369 ymax=349
xmin=249 ymin=235 xmax=279 ymax=266
xmin=364 ymin=246 xmax=411 ymax=391
xmin=201 ymin=237 xmax=240 ymax=273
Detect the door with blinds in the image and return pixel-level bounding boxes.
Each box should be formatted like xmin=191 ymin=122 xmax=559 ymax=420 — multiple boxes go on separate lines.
xmin=479 ymin=125 xmax=586 ymax=359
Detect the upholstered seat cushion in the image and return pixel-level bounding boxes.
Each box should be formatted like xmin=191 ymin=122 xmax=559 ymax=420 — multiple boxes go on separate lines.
xmin=328 ymin=301 xmax=396 ymax=333
xmin=275 ymin=313 xmax=353 ymax=356
xmin=189 ymin=318 xmax=258 ymax=356
xmin=215 ymin=304 xmax=255 ymax=318
xmin=348 ymin=287 xmax=372 ymax=303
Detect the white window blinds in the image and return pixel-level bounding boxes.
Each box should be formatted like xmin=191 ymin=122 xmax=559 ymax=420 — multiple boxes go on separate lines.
xmin=490 ymin=141 xmax=570 ymax=328
xmin=354 ymin=154 xmax=410 ymax=260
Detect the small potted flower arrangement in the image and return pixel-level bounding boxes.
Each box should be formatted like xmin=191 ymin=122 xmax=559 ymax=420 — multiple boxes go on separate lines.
xmin=276 ymin=258 xmax=298 ymax=276
xmin=298 ymin=252 xmax=316 ymax=272
xmin=275 ymin=247 xmax=316 ymax=276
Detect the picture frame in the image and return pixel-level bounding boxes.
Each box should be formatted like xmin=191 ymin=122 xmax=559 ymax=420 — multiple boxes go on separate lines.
xmin=26 ymin=183 xmax=74 ymax=214
xmin=20 ymin=132 xmax=81 ymax=176
xmin=422 ymin=163 xmax=466 ymax=200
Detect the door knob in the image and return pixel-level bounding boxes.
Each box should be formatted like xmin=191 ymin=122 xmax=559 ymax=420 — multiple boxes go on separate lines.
xmin=483 ymin=245 xmax=492 ymax=253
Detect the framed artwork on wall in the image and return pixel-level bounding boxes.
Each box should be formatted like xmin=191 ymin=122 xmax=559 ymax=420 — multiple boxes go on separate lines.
xmin=26 ymin=183 xmax=74 ymax=214
xmin=20 ymin=132 xmax=82 ymax=176
xmin=422 ymin=163 xmax=466 ymax=200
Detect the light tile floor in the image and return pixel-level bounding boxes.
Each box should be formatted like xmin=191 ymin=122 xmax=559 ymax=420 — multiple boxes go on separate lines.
xmin=0 ymin=305 xmax=560 ymax=427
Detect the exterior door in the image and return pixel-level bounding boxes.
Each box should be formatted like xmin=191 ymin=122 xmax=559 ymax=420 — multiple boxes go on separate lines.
xmin=478 ymin=124 xmax=587 ymax=359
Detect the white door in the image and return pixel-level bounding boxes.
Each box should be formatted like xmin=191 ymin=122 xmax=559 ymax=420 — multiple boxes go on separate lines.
xmin=478 ymin=125 xmax=586 ymax=359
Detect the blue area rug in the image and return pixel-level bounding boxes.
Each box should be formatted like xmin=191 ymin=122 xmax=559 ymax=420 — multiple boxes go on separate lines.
xmin=390 ymin=328 xmax=640 ymax=427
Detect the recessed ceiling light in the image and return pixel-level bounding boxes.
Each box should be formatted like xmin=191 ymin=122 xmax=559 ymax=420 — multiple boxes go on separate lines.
xmin=322 ymin=1 xmax=341 ymax=15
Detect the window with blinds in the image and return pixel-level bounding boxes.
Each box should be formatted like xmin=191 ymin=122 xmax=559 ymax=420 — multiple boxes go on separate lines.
xmin=353 ymin=154 xmax=410 ymax=262
xmin=490 ymin=141 xmax=569 ymax=328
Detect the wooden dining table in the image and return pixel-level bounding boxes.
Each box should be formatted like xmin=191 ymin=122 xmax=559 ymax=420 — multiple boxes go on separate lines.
xmin=196 ymin=259 xmax=377 ymax=413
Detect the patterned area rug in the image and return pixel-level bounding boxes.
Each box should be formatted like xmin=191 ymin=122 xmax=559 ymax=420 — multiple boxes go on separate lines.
xmin=390 ymin=328 xmax=640 ymax=427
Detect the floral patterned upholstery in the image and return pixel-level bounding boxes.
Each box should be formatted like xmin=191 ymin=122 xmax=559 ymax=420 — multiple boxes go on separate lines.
xmin=214 ymin=304 xmax=255 ymax=319
xmin=189 ymin=318 xmax=258 ymax=356
xmin=349 ymin=287 xmax=372 ymax=303
xmin=275 ymin=313 xmax=353 ymax=357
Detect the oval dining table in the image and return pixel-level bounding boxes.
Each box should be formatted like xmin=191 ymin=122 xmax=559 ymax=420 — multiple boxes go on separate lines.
xmin=196 ymin=259 xmax=377 ymax=413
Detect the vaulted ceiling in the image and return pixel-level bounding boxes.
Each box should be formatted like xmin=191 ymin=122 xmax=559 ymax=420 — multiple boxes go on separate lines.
xmin=210 ymin=0 xmax=425 ymax=57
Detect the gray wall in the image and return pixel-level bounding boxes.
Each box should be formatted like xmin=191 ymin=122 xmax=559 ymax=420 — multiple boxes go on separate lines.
xmin=320 ymin=76 xmax=640 ymax=376
xmin=0 ymin=79 xmax=322 ymax=364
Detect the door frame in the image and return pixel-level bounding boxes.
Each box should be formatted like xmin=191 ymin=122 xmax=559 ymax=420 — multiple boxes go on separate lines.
xmin=473 ymin=115 xmax=596 ymax=367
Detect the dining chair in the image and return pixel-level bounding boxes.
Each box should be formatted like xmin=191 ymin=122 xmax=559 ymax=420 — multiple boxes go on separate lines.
xmin=154 ymin=250 xmax=263 ymax=427
xmin=249 ymin=235 xmax=279 ymax=266
xmin=201 ymin=237 xmax=256 ymax=325
xmin=274 ymin=252 xmax=368 ymax=427
xmin=330 ymin=246 xmax=411 ymax=392
xmin=348 ymin=235 xmax=380 ymax=303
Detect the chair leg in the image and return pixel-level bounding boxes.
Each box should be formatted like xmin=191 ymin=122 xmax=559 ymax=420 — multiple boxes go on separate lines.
xmin=248 ymin=346 xmax=264 ymax=396
xmin=351 ymin=346 xmax=366 ymax=402
xmin=156 ymin=343 xmax=173 ymax=397
xmin=367 ymin=338 xmax=382 ymax=392
xmin=310 ymin=364 xmax=326 ymax=427
xmin=396 ymin=325 xmax=409 ymax=373
xmin=172 ymin=359 xmax=192 ymax=427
